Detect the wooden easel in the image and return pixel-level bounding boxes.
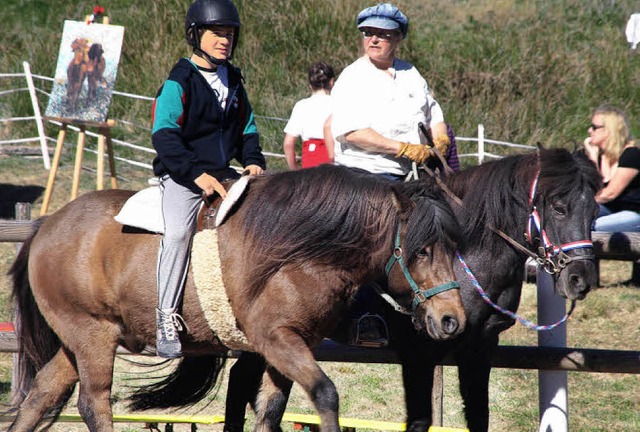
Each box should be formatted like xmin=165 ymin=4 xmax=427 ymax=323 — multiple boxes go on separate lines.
xmin=40 ymin=118 xmax=118 ymax=215
xmin=40 ymin=13 xmax=118 ymax=216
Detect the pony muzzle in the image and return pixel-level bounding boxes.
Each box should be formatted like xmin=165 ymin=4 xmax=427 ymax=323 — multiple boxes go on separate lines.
xmin=414 ymin=281 xmax=466 ymax=339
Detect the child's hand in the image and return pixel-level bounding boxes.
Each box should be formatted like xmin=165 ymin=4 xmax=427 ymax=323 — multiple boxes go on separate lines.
xmin=195 ymin=173 xmax=227 ymax=198
xmin=243 ymin=165 xmax=264 ymax=176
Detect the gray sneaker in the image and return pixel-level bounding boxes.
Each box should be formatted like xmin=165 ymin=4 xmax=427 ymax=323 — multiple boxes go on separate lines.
xmin=156 ymin=308 xmax=185 ymax=358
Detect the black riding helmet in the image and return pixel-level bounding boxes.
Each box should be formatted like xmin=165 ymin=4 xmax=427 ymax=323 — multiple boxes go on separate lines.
xmin=185 ymin=0 xmax=241 ymax=65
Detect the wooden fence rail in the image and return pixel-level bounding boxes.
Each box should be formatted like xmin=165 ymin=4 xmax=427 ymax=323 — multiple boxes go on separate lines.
xmin=0 ymin=330 xmax=639 ymax=374
xmin=0 ymin=219 xmax=33 ymax=242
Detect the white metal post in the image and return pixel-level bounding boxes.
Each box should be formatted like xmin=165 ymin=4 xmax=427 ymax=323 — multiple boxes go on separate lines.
xmin=22 ymin=61 xmax=50 ymax=169
xmin=477 ymin=124 xmax=485 ymax=165
xmin=537 ymin=269 xmax=568 ymax=432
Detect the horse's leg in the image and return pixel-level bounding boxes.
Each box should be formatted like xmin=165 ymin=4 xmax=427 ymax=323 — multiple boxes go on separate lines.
xmin=456 ymin=339 xmax=495 ymax=432
xmin=387 ymin=309 xmax=436 ymax=431
xmin=400 ymin=345 xmax=437 ymax=431
xmin=253 ymin=366 xmax=293 ymax=432
xmin=256 ymin=330 xmax=339 ymax=432
xmin=71 ymin=328 xmax=119 ymax=431
xmin=224 ymin=351 xmax=266 ymax=432
xmin=9 ymin=347 xmax=79 ymax=432
xmin=44 ymin=310 xmax=120 ymax=431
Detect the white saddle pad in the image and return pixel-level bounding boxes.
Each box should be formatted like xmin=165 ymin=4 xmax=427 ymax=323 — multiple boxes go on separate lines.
xmin=114 ymin=186 xmax=165 ymax=234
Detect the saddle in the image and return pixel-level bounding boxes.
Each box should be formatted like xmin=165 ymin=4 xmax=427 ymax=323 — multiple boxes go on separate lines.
xmin=114 ymin=176 xmax=251 ymax=233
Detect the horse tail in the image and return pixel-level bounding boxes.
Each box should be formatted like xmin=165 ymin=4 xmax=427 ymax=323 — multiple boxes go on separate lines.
xmin=127 ymin=355 xmax=227 ymax=410
xmin=9 ymin=217 xmax=62 ymax=408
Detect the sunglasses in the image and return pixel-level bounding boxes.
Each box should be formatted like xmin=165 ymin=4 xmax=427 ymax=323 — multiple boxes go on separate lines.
xmin=361 ymin=29 xmax=396 ymax=41
xmin=590 ymin=123 xmax=605 ymax=130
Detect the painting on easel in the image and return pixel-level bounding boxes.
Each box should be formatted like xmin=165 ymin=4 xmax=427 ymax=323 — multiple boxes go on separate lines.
xmin=45 ymin=20 xmax=124 ymax=123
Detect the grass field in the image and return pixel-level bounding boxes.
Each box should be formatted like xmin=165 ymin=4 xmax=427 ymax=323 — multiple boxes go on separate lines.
xmin=0 ymin=153 xmax=638 ymax=431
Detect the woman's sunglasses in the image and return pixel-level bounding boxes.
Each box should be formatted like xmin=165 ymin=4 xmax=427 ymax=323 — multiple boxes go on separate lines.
xmin=590 ymin=123 xmax=605 ymax=130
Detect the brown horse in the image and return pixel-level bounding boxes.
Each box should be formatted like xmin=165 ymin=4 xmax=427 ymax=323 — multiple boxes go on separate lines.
xmin=66 ymin=38 xmax=89 ymax=110
xmin=8 ymin=165 xmax=466 ymax=432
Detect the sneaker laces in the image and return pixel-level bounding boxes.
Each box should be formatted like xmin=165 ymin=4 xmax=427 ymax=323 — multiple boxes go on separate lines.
xmin=160 ymin=312 xmax=188 ymax=340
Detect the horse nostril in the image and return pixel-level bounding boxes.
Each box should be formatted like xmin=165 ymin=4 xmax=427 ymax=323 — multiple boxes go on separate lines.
xmin=441 ymin=316 xmax=459 ymax=335
xmin=570 ymin=274 xmax=587 ymax=292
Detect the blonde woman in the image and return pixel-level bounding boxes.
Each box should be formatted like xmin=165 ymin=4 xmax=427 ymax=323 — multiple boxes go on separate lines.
xmin=584 ymin=105 xmax=640 ymax=231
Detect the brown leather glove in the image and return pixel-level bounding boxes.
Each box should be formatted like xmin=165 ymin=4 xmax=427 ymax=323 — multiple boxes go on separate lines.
xmin=396 ymin=143 xmax=433 ymax=164
xmin=433 ymin=134 xmax=451 ymax=156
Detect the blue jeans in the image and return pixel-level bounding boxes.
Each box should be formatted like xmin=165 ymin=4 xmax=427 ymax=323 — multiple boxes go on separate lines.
xmin=594 ymin=204 xmax=640 ymax=232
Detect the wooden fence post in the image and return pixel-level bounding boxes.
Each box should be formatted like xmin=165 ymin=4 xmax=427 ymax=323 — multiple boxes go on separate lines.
xmin=477 ymin=124 xmax=485 ymax=165
xmin=22 ymin=62 xmax=50 ymax=169
xmin=431 ymin=365 xmax=444 ymax=426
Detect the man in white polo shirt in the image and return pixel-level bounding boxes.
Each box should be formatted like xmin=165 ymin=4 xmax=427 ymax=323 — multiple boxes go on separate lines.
xmin=331 ymin=2 xmax=449 ymax=181
xmin=330 ymin=3 xmax=452 ymax=346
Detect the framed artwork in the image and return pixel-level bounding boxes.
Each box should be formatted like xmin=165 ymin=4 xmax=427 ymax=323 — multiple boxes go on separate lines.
xmin=45 ymin=20 xmax=125 ymax=124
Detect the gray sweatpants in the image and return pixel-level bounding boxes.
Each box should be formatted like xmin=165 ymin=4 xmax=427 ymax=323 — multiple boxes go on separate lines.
xmin=157 ymin=176 xmax=202 ymax=311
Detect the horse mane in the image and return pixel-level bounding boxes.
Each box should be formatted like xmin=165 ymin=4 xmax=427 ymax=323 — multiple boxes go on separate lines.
xmin=239 ymin=166 xmax=400 ymax=293
xmin=444 ymin=148 xmax=601 ymax=249
xmin=398 ymin=180 xmax=462 ymax=265
xmin=234 ymin=166 xmax=462 ymax=297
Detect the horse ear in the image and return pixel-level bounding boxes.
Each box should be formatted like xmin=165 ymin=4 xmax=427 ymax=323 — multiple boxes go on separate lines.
xmin=536 ymin=141 xmax=546 ymax=150
xmin=566 ymin=139 xmax=580 ymax=153
xmin=390 ymin=186 xmax=414 ymax=220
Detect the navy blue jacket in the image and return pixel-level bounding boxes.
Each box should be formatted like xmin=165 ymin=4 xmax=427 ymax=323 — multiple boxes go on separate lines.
xmin=152 ymin=58 xmax=265 ymax=193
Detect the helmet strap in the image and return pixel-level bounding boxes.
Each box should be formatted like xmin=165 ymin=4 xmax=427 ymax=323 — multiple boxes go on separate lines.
xmin=194 ymin=47 xmax=226 ymax=67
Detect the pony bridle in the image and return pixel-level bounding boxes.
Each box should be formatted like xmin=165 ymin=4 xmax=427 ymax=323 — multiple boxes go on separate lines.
xmin=524 ymin=166 xmax=594 ymax=275
xmin=385 ymin=222 xmax=460 ymax=312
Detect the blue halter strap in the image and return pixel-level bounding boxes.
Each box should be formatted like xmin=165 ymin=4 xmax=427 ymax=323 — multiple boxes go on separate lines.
xmin=385 ymin=222 xmax=460 ymax=312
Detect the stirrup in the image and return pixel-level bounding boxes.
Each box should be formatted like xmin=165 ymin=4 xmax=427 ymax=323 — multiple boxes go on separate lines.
xmin=349 ymin=313 xmax=389 ymax=348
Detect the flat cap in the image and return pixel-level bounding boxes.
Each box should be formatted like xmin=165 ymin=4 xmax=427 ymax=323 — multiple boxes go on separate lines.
xmin=356 ymin=3 xmax=408 ymax=39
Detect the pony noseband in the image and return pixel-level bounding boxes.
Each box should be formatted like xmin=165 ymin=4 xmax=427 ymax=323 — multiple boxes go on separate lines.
xmin=385 ymin=222 xmax=460 ymax=311
xmin=525 ymin=166 xmax=594 ymax=275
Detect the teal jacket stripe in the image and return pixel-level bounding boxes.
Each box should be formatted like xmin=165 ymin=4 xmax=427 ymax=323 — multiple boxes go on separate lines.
xmin=152 ymin=80 xmax=185 ymax=134
xmin=244 ymin=108 xmax=258 ymax=136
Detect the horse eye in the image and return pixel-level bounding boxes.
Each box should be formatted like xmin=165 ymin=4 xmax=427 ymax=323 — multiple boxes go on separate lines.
xmin=418 ymin=246 xmax=431 ymax=258
xmin=552 ymin=204 xmax=567 ymax=216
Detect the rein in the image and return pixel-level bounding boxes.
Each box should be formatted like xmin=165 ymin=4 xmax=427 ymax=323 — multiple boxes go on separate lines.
xmin=421 ymin=152 xmax=594 ymax=275
xmin=384 ymin=222 xmax=460 ymax=312
xmin=456 ymin=251 xmax=576 ymax=331
xmin=419 ymin=151 xmax=591 ymax=331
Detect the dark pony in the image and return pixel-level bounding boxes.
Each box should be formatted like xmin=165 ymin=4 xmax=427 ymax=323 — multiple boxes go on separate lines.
xmin=8 ymin=165 xmax=466 ymax=432
xmin=225 ymin=148 xmax=601 ymax=432
xmin=86 ymin=43 xmax=106 ymax=100
xmin=389 ymin=148 xmax=601 ymax=432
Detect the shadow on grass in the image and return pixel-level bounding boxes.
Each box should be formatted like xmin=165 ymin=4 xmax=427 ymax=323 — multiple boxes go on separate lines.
xmin=0 ymin=381 xmax=12 ymax=404
xmin=0 ymin=184 xmax=44 ymax=219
